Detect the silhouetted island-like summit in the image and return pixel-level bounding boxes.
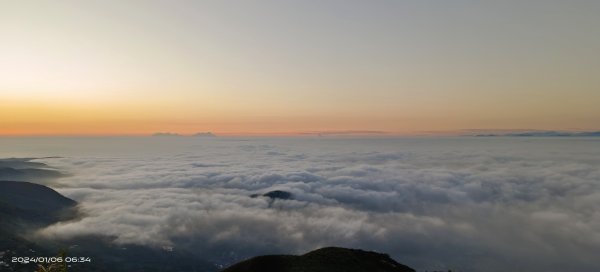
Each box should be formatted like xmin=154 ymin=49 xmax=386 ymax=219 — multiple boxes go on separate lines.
xmin=250 ymin=190 xmax=293 ymax=200
xmin=222 ymin=247 xmax=415 ymax=272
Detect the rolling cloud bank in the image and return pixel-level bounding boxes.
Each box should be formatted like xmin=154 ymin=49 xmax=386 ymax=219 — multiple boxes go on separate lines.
xmin=3 ymin=137 xmax=598 ymax=272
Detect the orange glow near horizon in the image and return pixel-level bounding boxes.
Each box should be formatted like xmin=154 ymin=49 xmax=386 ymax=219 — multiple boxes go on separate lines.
xmin=2 ymin=92 xmax=599 ymax=136
xmin=2 ymin=1 xmax=599 ymax=136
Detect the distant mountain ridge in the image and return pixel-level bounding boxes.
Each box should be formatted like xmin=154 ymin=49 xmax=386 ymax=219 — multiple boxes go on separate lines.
xmin=152 ymin=132 xmax=216 ymax=137
xmin=222 ymin=247 xmax=415 ymax=272
xmin=0 ymin=158 xmax=64 ymax=182
xmin=474 ymin=130 xmax=600 ymax=137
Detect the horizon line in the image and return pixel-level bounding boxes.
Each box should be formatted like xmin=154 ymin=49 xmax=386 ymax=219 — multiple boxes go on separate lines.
xmin=1 ymin=128 xmax=599 ymax=137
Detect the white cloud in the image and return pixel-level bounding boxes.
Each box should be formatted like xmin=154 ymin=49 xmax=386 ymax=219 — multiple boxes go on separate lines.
xmin=30 ymin=137 xmax=600 ymax=272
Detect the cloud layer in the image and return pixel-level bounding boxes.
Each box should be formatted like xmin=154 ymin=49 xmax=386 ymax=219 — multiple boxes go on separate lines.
xmin=30 ymin=137 xmax=600 ymax=272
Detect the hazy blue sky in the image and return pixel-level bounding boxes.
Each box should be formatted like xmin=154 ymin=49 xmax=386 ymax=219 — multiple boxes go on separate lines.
xmin=1 ymin=1 xmax=599 ymax=135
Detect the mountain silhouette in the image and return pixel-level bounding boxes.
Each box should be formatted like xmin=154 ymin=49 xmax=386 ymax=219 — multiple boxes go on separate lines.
xmin=222 ymin=247 xmax=415 ymax=272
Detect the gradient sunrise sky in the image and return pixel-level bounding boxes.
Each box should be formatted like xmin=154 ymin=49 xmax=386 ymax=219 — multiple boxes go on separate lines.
xmin=1 ymin=1 xmax=599 ymax=135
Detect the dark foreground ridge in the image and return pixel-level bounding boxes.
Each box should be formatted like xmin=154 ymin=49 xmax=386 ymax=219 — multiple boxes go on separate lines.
xmin=222 ymin=247 xmax=415 ymax=272
xmin=0 ymin=180 xmax=78 ymax=272
xmin=0 ymin=180 xmax=77 ymax=228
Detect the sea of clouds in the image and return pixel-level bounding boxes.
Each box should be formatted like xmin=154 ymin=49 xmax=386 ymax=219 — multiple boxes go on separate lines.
xmin=14 ymin=137 xmax=600 ymax=272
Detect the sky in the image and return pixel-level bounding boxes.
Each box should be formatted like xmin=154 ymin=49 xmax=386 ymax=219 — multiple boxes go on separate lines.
xmin=1 ymin=0 xmax=599 ymax=135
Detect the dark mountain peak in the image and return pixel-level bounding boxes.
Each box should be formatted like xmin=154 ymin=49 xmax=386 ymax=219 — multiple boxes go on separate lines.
xmin=301 ymin=246 xmax=393 ymax=261
xmin=222 ymin=247 xmax=415 ymax=272
xmin=251 ymin=190 xmax=293 ymax=201
xmin=263 ymin=190 xmax=293 ymax=200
